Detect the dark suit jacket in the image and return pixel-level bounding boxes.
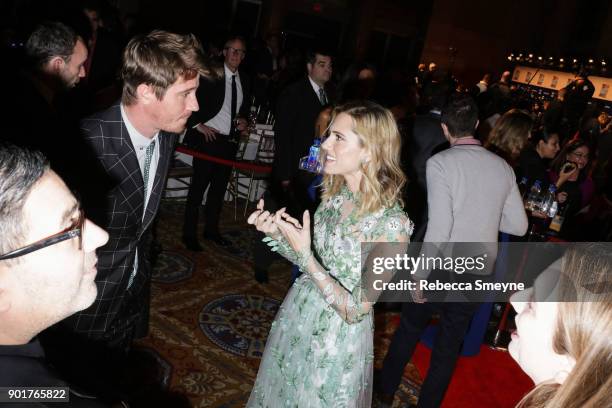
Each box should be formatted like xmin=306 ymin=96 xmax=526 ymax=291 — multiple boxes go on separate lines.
xmin=273 ymin=77 xmax=328 ymax=182
xmin=184 ymin=67 xmax=251 ymax=147
xmin=0 ymin=339 xmax=110 ymax=407
xmin=64 ymin=103 xmax=177 ymax=341
xmin=254 ymin=46 xmax=276 ymax=78
xmin=86 ymin=29 xmax=123 ymax=93
xmin=2 ymin=73 xmax=82 ymax=184
xmin=404 ymin=112 xmax=449 ymax=242
xmin=183 ymin=67 xmax=251 ymax=155
xmin=516 ymin=147 xmax=549 ymax=185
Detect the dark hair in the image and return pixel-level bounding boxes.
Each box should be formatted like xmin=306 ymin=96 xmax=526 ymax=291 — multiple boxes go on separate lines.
xmin=337 ymin=62 xmax=377 ymax=103
xmin=423 ymin=82 xmax=451 ymax=111
xmin=306 ymin=48 xmax=332 ymax=65
xmin=121 ymin=30 xmax=210 ymax=105
xmin=441 ymin=93 xmax=479 ymax=137
xmin=25 ymin=21 xmax=80 ymax=70
xmin=81 ymin=0 xmax=103 ymax=12
xmin=531 ymin=128 xmax=559 ymax=145
xmin=551 ymin=139 xmax=593 ymax=182
xmin=339 ymin=62 xmax=376 ymax=83
xmin=0 ymin=144 xmax=49 ymax=261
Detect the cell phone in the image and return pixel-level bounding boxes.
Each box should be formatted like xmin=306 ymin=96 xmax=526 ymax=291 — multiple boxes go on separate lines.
xmin=562 ymin=162 xmax=577 ymax=173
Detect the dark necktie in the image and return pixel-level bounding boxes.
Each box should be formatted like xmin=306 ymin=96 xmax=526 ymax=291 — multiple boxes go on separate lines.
xmin=230 ymin=74 xmax=237 ymax=135
xmin=318 ymin=87 xmax=327 ymax=105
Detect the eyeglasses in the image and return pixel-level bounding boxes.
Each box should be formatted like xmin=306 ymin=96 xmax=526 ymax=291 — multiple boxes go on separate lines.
xmin=569 ymin=151 xmax=589 ymax=160
xmin=225 ymin=47 xmax=246 ymax=56
xmin=0 ymin=209 xmax=84 ymax=261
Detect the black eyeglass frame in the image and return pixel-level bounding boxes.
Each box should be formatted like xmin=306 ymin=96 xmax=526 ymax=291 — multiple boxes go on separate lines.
xmin=225 ymin=46 xmax=246 ymax=55
xmin=0 ymin=209 xmax=84 ymax=261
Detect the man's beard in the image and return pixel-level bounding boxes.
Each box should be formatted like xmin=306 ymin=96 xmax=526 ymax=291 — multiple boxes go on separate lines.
xmin=59 ymin=72 xmax=79 ymax=89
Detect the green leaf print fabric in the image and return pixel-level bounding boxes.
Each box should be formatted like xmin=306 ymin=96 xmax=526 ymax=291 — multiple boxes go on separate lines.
xmin=247 ymin=186 xmax=413 ymax=407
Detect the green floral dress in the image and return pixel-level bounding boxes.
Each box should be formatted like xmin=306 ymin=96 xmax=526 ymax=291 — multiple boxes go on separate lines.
xmin=247 ymin=186 xmax=413 ymax=407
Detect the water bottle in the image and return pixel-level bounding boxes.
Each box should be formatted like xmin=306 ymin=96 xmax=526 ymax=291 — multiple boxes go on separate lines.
xmin=518 ymin=177 xmax=529 ymax=200
xmin=549 ymin=202 xmax=567 ymax=234
xmin=548 ymin=200 xmax=558 ymax=218
xmin=307 ymin=138 xmax=321 ymax=171
xmin=525 ymin=180 xmax=542 ymax=212
xmin=539 ymin=184 xmax=557 ymax=215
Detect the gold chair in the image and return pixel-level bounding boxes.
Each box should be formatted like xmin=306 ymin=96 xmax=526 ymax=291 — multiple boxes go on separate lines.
xmin=226 ymin=130 xmax=274 ymax=218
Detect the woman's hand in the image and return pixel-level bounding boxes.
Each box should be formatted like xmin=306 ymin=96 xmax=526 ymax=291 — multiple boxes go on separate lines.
xmin=273 ymin=209 xmax=311 ymax=255
xmin=557 ymin=162 xmax=578 ymax=186
xmin=557 ymin=191 xmax=568 ymax=204
xmin=247 ymin=199 xmax=281 ymax=238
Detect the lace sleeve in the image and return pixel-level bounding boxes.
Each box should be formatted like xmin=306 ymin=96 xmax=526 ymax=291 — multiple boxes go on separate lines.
xmin=266 ymin=215 xmax=412 ymax=324
xmin=262 ymin=233 xmax=301 ymax=264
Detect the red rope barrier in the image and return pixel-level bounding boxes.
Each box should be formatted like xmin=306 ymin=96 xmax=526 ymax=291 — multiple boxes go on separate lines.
xmin=176 ymin=145 xmax=272 ymax=173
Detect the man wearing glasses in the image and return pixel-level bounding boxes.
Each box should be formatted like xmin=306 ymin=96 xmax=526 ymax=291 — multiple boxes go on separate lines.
xmin=182 ymin=36 xmax=252 ymax=250
xmin=0 ymin=144 xmax=112 ymax=407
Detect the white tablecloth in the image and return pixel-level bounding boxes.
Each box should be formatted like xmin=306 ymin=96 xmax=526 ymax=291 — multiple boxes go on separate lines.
xmin=166 ymin=126 xmax=273 ymax=204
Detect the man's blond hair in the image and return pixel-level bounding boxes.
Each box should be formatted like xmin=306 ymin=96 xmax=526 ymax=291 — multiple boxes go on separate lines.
xmin=121 ymin=30 xmax=212 ymax=105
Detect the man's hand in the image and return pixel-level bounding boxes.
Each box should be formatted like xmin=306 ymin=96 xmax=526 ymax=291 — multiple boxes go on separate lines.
xmin=236 ymin=117 xmax=249 ymax=136
xmin=196 ymin=124 xmax=219 ymax=142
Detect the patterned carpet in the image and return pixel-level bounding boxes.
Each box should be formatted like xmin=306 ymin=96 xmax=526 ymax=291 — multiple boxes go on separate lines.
xmin=134 ymin=200 xmax=421 ymax=407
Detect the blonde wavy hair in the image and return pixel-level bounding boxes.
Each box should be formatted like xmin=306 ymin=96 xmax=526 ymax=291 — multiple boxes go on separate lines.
xmin=321 ymin=101 xmax=406 ymax=215
xmin=516 ymin=243 xmax=612 ymax=408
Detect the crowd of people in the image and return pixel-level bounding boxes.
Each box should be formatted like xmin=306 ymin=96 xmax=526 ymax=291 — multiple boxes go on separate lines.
xmin=0 ymin=1 xmax=611 ymax=407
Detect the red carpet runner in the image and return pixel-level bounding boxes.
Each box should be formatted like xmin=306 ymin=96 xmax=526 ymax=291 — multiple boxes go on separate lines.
xmin=412 ymin=343 xmax=533 ymax=407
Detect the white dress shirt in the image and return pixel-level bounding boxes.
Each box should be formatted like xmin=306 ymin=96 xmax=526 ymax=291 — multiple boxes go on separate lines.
xmin=121 ymin=104 xmax=160 ymax=214
xmin=205 ymin=64 xmax=244 ymax=135
xmin=308 ymin=76 xmax=325 ymax=104
xmin=121 ymin=104 xmax=160 ymax=288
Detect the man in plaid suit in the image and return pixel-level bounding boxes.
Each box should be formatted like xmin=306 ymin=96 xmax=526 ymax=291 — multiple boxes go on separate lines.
xmin=41 ymin=30 xmax=210 ymax=399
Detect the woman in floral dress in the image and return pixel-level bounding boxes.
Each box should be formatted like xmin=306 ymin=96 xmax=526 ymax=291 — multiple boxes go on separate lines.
xmin=246 ymin=101 xmax=413 ymax=407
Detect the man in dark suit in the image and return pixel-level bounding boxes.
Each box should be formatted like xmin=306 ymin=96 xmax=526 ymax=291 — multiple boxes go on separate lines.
xmin=3 ymin=21 xmax=88 ymax=178
xmin=251 ymin=48 xmax=332 ymax=283
xmin=0 ymin=145 xmax=113 ymax=407
xmin=41 ymin=30 xmax=208 ymax=399
xmin=182 ymin=36 xmax=251 ymax=250
xmin=81 ymin=1 xmax=123 ymax=94
xmin=488 ymin=70 xmax=513 ymax=114
xmin=403 ymin=83 xmax=450 ymax=242
xmin=252 ymin=33 xmax=280 ymax=104
xmin=564 ymin=70 xmax=596 ymax=138
xmin=273 ymin=48 xmax=333 ymax=215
